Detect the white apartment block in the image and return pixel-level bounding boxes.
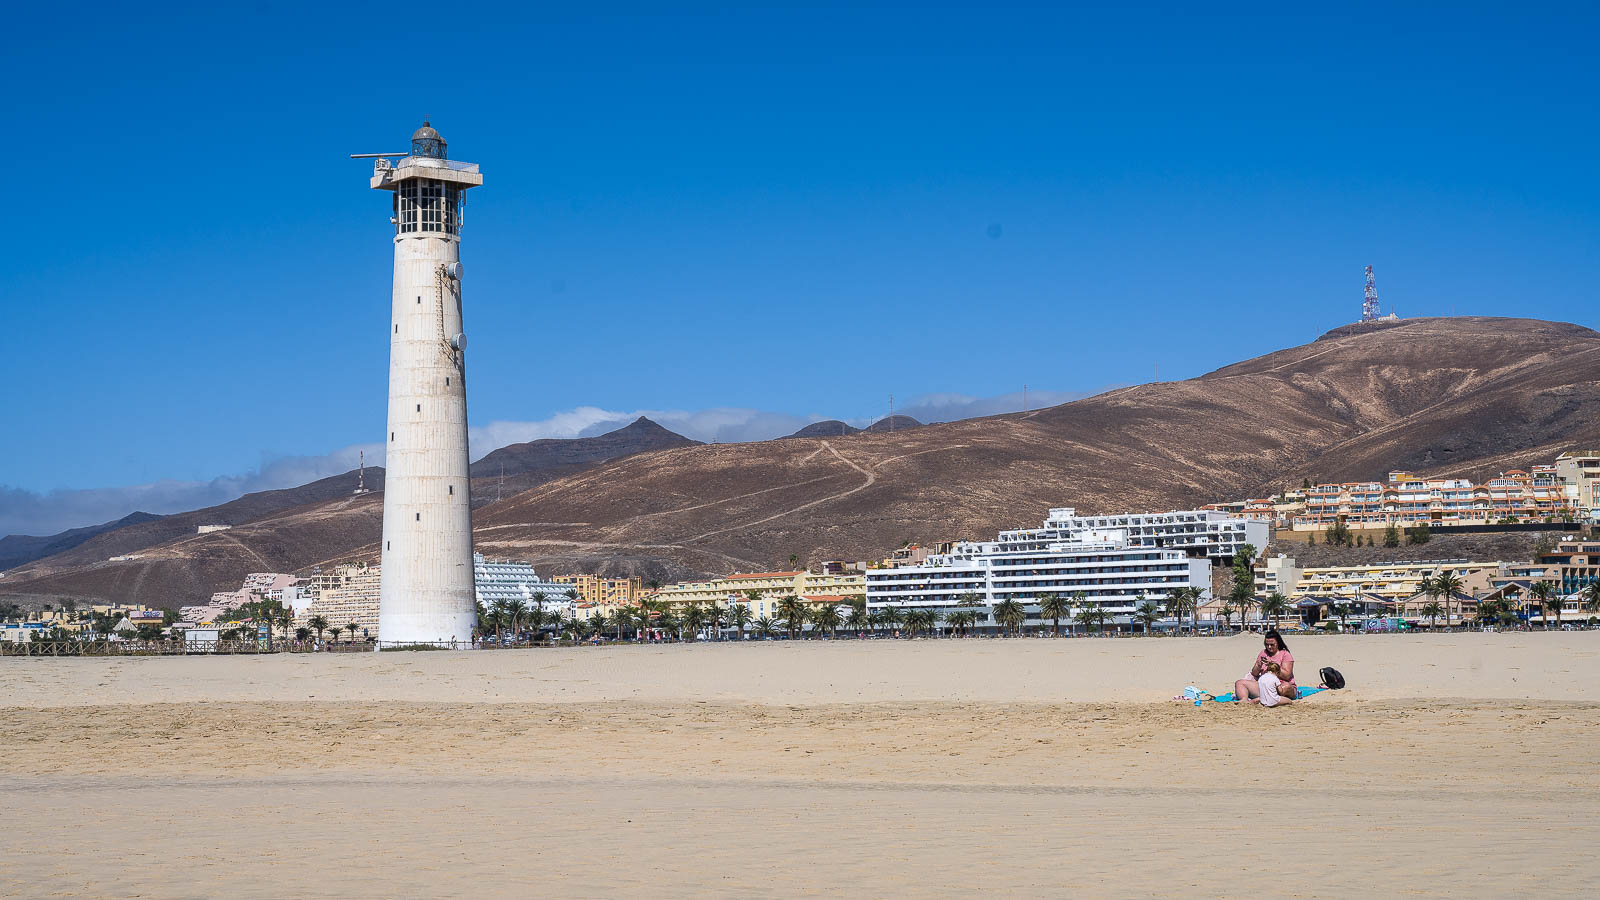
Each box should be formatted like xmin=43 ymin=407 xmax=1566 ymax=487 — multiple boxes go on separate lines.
xmin=473 ymin=553 xmax=575 ymax=617
xmin=1002 ymin=508 xmax=1268 ymax=562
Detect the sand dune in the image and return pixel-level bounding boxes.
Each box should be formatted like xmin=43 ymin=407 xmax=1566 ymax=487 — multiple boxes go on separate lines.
xmin=2 ymin=633 xmax=1597 ymax=898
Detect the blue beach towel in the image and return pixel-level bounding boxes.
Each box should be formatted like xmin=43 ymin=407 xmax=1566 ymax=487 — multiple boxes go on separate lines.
xmin=1200 ymin=687 xmax=1324 ymax=704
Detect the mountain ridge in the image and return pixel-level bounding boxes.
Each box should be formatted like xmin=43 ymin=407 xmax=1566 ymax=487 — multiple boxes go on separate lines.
xmin=6 ymin=316 xmax=1597 ymax=607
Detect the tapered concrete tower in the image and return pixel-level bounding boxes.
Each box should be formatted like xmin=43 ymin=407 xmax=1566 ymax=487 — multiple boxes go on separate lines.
xmin=369 ymin=122 xmax=482 ymax=646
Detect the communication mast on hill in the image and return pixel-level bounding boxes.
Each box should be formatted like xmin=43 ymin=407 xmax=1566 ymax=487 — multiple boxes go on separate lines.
xmin=1362 ymin=265 xmax=1381 ymax=321
xmin=353 ymin=450 xmax=370 ymax=495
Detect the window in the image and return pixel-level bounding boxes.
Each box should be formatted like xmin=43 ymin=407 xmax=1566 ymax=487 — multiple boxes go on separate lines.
xmin=394 ymin=325 xmax=398 ymax=333
xmin=420 ymin=180 xmax=443 ymax=231
xmin=444 ymin=185 xmax=461 ymax=235
xmin=386 ymin=541 xmax=390 ymax=551
xmin=398 ymin=181 xmax=419 ymax=233
xmin=416 ymin=404 xmax=421 ymax=412
xmin=415 ymin=513 xmax=420 ymax=521
xmin=448 ymin=485 xmax=454 ymax=495
xmin=390 ymin=432 xmax=394 ymax=441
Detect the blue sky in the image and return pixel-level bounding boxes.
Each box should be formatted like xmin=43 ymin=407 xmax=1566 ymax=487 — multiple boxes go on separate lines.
xmin=2 ymin=2 xmax=1597 ymax=535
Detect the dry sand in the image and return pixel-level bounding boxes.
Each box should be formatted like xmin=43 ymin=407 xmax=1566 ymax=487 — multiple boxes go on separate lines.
xmin=2 ymin=632 xmax=1597 ymax=898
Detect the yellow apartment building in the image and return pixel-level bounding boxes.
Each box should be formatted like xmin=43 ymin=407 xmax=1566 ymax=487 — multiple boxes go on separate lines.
xmin=653 ymin=570 xmax=867 ymax=619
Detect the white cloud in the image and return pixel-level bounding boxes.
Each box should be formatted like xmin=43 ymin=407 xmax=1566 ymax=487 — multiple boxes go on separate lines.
xmin=0 ymin=443 xmax=382 ymax=540
xmin=5 ymin=386 xmax=1102 ymax=539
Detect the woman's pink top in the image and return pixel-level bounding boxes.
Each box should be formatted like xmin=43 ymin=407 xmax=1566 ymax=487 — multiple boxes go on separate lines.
xmin=1257 ymin=649 xmax=1295 ymax=685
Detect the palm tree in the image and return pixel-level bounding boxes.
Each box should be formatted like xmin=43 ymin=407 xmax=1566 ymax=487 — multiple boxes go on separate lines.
xmin=1330 ymin=601 xmax=1351 ymax=632
xmin=1529 ymin=580 xmax=1558 ymax=630
xmin=1057 ymin=591 xmax=1085 ymax=636
xmin=845 ymin=603 xmax=869 ymax=638
xmin=993 ymin=599 xmax=1026 ymax=637
xmin=1430 ymin=570 xmax=1464 ymax=631
xmin=1134 ymin=600 xmax=1161 ymax=635
xmin=294 ymin=627 xmax=311 ymax=643
xmin=1166 ymin=586 xmax=1203 ymax=635
xmin=944 ymin=608 xmax=970 ymax=637
xmin=957 ymin=594 xmax=989 ymax=636
xmin=1073 ymin=603 xmax=1101 ymax=636
xmin=901 ymin=608 xmax=927 ymax=638
xmin=753 ymin=616 xmax=777 ymax=639
xmin=773 ymin=595 xmax=803 ymax=640
xmin=1420 ymin=600 xmax=1444 ymax=630
xmin=329 ymin=627 xmax=343 ymax=643
xmin=504 ymin=597 xmax=528 ymax=641
xmin=810 ymin=603 xmax=842 ymax=639
xmin=681 ymin=604 xmax=707 ymax=641
xmin=561 ymin=616 xmax=584 ymax=644
xmin=346 ymin=621 xmax=360 ymax=643
xmin=731 ymin=603 xmax=754 ymax=639
xmin=276 ymin=608 xmax=292 ymax=647
xmin=1038 ymin=593 xmax=1070 ymax=637
xmin=307 ymin=615 xmax=329 ymax=645
xmin=1218 ymin=600 xmax=1237 ymax=632
xmin=1584 ymin=580 xmax=1600 ymax=625
xmin=1474 ymin=598 xmax=1500 ymax=629
xmin=1232 ymin=592 xmax=1258 ymax=631
xmin=589 ymin=612 xmax=610 ymax=641
xmin=1259 ymin=592 xmax=1289 ymax=629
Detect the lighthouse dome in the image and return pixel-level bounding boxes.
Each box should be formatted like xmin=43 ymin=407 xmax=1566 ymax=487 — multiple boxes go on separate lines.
xmin=411 ymin=121 xmax=447 ymax=159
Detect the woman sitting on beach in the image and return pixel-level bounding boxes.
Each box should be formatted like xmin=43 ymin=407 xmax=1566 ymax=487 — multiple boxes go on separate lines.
xmin=1234 ymin=630 xmax=1298 ymax=706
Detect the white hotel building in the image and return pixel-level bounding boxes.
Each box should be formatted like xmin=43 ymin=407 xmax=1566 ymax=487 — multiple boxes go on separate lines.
xmin=1003 ymin=508 xmax=1268 ymax=562
xmin=472 ymin=553 xmax=575 ymax=617
xmin=866 ymin=529 xmax=1211 ymax=620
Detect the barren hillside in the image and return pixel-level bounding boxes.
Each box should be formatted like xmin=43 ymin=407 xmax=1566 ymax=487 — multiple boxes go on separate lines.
xmin=6 ymin=317 xmax=1597 ymax=607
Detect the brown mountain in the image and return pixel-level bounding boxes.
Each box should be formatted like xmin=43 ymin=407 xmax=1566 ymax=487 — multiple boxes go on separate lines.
xmin=469 ymin=417 xmax=700 ymax=502
xmin=0 ymin=511 xmax=167 ymax=571
xmin=862 ymin=415 xmax=922 ymax=432
xmin=465 ymin=317 xmax=1600 ymax=579
xmin=8 ymin=316 xmax=1598 ymax=606
xmin=784 ymin=420 xmax=862 ymax=439
xmin=0 ymin=418 xmax=695 ymax=608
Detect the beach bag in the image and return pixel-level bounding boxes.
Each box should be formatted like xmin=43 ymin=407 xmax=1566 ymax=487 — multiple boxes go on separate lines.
xmin=1320 ymin=666 xmax=1346 ymax=690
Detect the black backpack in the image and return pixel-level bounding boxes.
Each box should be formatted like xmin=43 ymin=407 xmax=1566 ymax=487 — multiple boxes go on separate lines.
xmin=1320 ymin=666 xmax=1346 ymax=690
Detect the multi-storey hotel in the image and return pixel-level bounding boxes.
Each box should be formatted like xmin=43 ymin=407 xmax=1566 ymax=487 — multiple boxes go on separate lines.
xmin=1001 ymin=508 xmax=1268 ymax=562
xmin=553 ymin=573 xmax=644 ymax=620
xmin=473 ymin=553 xmax=574 ymax=614
xmin=1252 ymin=554 xmax=1502 ymax=603
xmin=651 ymin=570 xmax=867 ymax=620
xmin=1298 ymin=468 xmax=1574 ymax=530
xmin=865 ymin=527 xmax=1210 ymax=618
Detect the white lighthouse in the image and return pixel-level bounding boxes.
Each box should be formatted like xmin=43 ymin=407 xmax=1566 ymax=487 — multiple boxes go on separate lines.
xmin=368 ymin=122 xmax=482 ymax=646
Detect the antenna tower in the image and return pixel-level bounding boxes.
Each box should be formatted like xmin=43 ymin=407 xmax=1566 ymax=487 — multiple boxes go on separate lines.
xmin=354 ymin=450 xmax=370 ymax=495
xmin=1362 ymin=265 xmax=1380 ymax=322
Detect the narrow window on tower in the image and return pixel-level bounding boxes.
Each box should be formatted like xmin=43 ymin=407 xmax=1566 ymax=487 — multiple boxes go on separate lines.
xmin=448 ymin=485 xmax=454 ymax=495
xmin=386 ymin=541 xmax=390 ymax=551
xmin=390 ymin=432 xmax=395 ymax=441
xmin=416 ymin=404 xmax=421 ymax=412
xmin=415 ymin=513 xmax=421 ymax=521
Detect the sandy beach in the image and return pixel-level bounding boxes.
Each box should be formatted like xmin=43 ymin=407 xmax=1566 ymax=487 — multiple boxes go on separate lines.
xmin=3 ymin=632 xmax=1597 ymax=898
